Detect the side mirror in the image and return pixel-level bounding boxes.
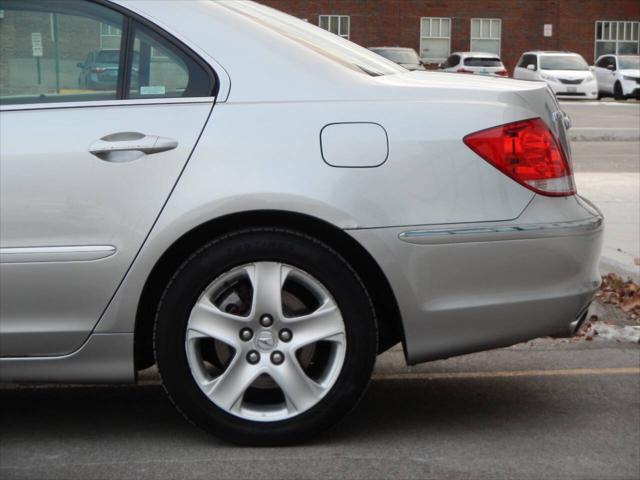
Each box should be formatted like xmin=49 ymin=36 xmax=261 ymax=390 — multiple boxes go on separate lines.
xmin=526 ymin=64 xmax=536 ymax=71
xmin=437 ymin=63 xmax=444 ymax=69
xmin=606 ymin=64 xmax=615 ymax=71
xmin=77 ymin=62 xmax=84 ymax=69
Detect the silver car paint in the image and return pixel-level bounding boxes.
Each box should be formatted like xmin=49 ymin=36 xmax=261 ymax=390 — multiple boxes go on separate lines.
xmin=350 ymin=195 xmax=602 ymax=364
xmin=0 ymin=102 xmax=214 ymax=356
xmin=0 ymin=0 xmax=602 ymax=381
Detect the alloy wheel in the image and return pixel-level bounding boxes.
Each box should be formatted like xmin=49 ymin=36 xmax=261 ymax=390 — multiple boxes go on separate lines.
xmin=185 ymin=262 xmax=347 ymax=422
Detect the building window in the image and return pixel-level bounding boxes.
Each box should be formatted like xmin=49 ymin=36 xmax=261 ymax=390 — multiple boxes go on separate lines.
xmin=420 ymin=17 xmax=451 ymax=62
xmin=470 ymin=18 xmax=501 ymax=55
xmin=319 ymin=15 xmax=350 ymax=39
xmin=595 ymin=21 xmax=639 ymax=59
xmin=100 ymin=23 xmax=121 ymax=49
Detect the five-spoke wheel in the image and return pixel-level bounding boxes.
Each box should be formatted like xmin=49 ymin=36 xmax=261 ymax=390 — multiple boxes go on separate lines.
xmin=154 ymin=229 xmax=377 ymax=445
xmin=185 ymin=262 xmax=347 ymax=421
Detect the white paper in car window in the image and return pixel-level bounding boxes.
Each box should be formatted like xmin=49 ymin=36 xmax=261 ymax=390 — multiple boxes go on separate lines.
xmin=140 ymin=86 xmax=166 ymax=95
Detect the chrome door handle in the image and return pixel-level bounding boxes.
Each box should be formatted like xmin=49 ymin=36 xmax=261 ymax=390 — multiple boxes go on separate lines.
xmin=89 ymin=132 xmax=178 ymax=162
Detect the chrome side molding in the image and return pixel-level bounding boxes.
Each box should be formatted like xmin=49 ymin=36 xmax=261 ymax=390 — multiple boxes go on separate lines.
xmin=399 ymin=216 xmax=603 ymax=245
xmin=0 ymin=245 xmax=116 ymax=264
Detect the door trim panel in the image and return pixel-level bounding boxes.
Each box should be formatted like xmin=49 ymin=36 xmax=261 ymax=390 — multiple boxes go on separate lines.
xmin=0 ymin=245 xmax=117 ymax=264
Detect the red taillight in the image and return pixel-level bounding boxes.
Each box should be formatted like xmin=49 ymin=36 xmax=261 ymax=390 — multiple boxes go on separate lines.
xmin=463 ymin=118 xmax=576 ymax=197
xmin=457 ymin=68 xmax=473 ymax=74
xmin=496 ymin=69 xmax=508 ymax=77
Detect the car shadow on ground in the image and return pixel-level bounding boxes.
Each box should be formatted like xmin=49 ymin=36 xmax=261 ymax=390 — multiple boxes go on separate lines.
xmin=0 ymin=376 xmax=571 ymax=447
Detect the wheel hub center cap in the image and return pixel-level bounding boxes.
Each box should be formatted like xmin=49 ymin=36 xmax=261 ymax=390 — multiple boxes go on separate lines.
xmin=255 ymin=330 xmax=277 ymax=352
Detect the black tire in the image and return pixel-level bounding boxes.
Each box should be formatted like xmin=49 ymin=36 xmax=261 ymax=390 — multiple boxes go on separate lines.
xmin=614 ymin=82 xmax=625 ymax=101
xmin=154 ymin=228 xmax=377 ymax=446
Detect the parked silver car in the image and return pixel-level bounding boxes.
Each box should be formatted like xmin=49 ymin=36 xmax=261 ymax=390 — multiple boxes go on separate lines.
xmin=0 ymin=0 xmax=603 ymax=445
xmin=368 ymin=47 xmax=426 ymax=71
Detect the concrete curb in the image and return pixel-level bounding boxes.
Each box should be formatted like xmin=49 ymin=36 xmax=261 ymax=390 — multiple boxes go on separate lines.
xmin=599 ymin=257 xmax=640 ymax=283
xmin=570 ymin=128 xmax=640 ymax=142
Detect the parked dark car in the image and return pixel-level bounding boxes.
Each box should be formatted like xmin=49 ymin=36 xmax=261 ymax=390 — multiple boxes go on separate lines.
xmin=77 ymin=49 xmax=139 ymax=90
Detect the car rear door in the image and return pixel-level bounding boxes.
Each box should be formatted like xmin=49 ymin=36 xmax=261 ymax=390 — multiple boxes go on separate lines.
xmin=605 ymin=57 xmax=618 ymax=92
xmin=0 ymin=0 xmax=217 ymax=356
xmin=514 ymin=54 xmax=530 ymax=79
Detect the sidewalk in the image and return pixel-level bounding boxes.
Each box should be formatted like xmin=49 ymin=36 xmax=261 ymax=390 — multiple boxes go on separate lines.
xmin=576 ymin=172 xmax=640 ymax=282
xmin=564 ymin=101 xmax=640 ymax=281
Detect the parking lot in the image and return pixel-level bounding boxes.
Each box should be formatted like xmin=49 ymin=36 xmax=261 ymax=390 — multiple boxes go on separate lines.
xmin=1 ymin=340 xmax=638 ymax=480
xmin=1 ymin=99 xmax=639 ymax=480
xmin=562 ymin=100 xmax=640 ymax=142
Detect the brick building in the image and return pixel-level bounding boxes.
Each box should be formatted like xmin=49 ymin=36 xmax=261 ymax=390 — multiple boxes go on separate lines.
xmin=262 ymin=0 xmax=640 ymax=71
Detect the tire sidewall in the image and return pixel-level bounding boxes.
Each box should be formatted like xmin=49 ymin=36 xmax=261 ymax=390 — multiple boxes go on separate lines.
xmin=154 ymin=229 xmax=377 ymax=445
xmin=614 ymin=82 xmax=624 ymax=100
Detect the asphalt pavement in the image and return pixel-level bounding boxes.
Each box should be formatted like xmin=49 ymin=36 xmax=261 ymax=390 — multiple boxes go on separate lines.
xmin=561 ymin=100 xmax=639 ymax=130
xmin=562 ymin=100 xmax=640 ymax=141
xmin=1 ymin=341 xmax=638 ymax=480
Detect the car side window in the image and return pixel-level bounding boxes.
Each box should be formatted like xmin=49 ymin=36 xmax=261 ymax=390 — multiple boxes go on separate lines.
xmin=0 ymin=0 xmax=124 ymax=105
xmin=518 ymin=55 xmax=534 ymax=68
xmin=451 ymin=55 xmax=460 ymax=67
xmin=596 ymin=56 xmax=609 ymax=68
xmin=611 ymin=57 xmax=617 ymax=70
xmin=127 ymin=22 xmax=213 ymax=99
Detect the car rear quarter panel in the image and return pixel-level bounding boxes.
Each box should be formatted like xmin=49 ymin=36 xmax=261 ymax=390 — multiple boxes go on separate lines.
xmin=95 ymin=94 xmax=540 ymax=335
xmin=144 ymin=98 xmax=536 ymax=229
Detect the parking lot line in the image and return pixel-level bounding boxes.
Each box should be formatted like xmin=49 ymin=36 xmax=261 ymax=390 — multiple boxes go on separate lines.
xmin=372 ymin=367 xmax=640 ymax=381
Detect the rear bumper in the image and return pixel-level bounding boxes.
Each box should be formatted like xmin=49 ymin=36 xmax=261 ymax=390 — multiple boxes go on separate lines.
xmin=349 ymin=195 xmax=603 ymax=364
xmin=621 ymin=79 xmax=640 ymax=97
xmin=626 ymin=88 xmax=640 ymax=99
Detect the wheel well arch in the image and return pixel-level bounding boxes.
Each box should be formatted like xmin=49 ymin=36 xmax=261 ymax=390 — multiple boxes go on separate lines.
xmin=134 ymin=210 xmax=404 ymax=370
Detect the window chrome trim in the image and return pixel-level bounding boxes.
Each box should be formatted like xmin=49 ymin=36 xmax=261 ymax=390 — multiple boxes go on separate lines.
xmin=0 ymin=245 xmax=117 ymax=263
xmin=398 ymin=216 xmax=603 ymax=245
xmin=0 ymin=96 xmax=215 ymax=112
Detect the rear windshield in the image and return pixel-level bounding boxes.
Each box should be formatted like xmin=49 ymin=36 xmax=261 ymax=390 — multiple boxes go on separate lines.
xmin=619 ymin=56 xmax=640 ymax=70
xmin=540 ymin=55 xmax=589 ymax=71
xmin=96 ymin=51 xmax=120 ymax=64
xmin=219 ymin=2 xmax=405 ymax=76
xmin=372 ymin=49 xmax=420 ymax=65
xmin=463 ymin=57 xmax=503 ymax=67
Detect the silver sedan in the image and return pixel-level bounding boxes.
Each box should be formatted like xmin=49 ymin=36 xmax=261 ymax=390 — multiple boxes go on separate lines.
xmin=0 ymin=0 xmax=603 ymax=445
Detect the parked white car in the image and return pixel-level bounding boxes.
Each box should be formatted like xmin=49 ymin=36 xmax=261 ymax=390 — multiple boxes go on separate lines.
xmin=592 ymin=54 xmax=640 ymax=100
xmin=439 ymin=52 xmax=508 ymax=77
xmin=513 ymin=51 xmax=598 ymax=100
xmin=0 ymin=0 xmax=603 ymax=445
